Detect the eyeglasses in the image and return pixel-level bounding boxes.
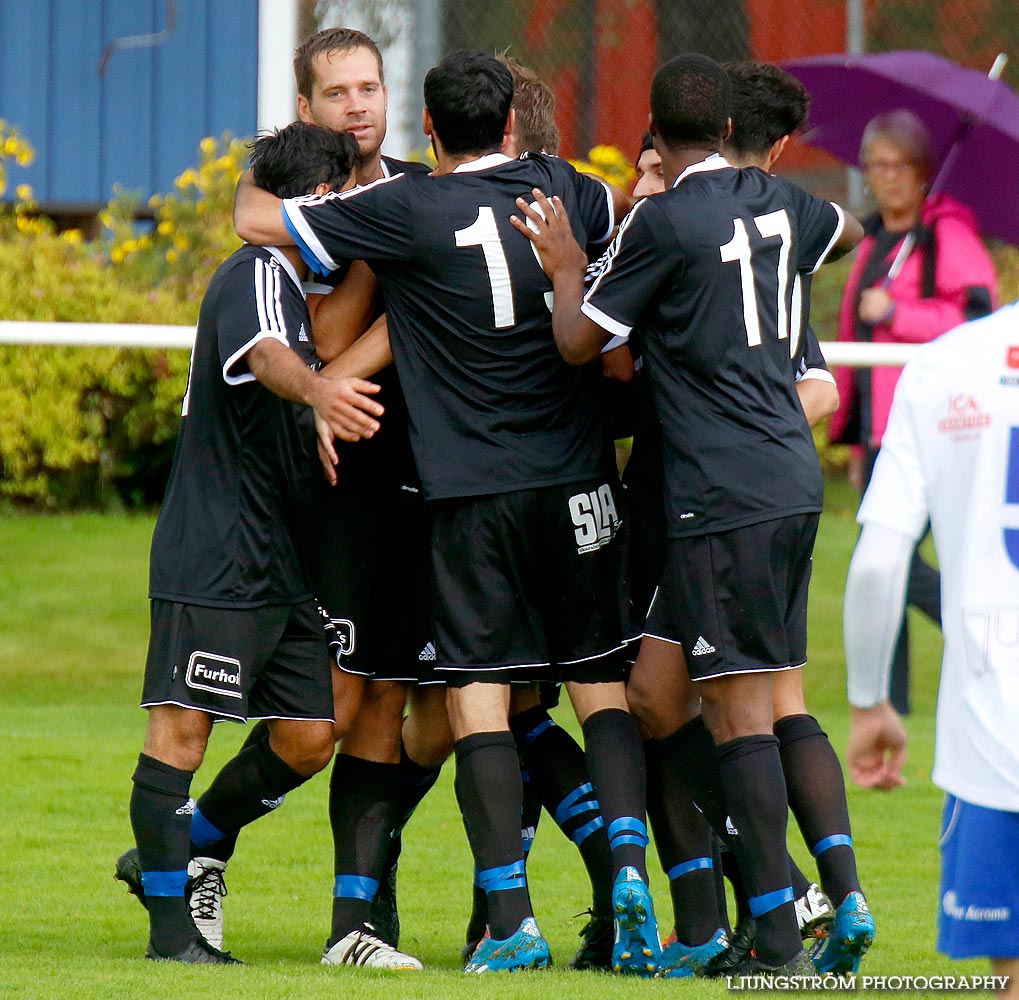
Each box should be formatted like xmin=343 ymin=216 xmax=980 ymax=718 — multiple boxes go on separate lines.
xmin=863 ymin=158 xmax=921 ymax=175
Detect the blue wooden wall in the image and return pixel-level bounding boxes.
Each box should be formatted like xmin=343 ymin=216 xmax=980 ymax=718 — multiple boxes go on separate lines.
xmin=0 ymin=0 xmax=258 ymax=208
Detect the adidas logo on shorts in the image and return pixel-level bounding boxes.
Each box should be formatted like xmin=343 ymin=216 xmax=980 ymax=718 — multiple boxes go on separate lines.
xmin=418 ymin=641 xmax=436 ymax=662
xmin=691 ymin=635 xmax=716 ymax=656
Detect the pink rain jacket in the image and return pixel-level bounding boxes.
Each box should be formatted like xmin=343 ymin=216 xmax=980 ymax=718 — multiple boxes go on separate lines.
xmin=829 ymin=193 xmax=998 ymax=446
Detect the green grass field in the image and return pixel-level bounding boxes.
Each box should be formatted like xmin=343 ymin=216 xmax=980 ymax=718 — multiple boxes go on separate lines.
xmin=0 ymin=479 xmax=989 ymax=998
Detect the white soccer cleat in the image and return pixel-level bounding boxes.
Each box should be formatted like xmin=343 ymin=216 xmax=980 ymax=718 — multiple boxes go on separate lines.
xmin=321 ymin=925 xmax=423 ymax=970
xmin=795 ymin=881 xmax=834 ymax=938
xmin=187 ymin=857 xmax=227 ymax=951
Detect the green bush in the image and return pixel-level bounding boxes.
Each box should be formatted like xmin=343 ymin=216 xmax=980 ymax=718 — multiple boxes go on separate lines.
xmin=0 ymin=133 xmax=246 ymax=507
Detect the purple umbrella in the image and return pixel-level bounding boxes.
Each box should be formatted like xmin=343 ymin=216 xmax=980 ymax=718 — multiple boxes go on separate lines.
xmin=782 ymin=50 xmax=1019 ymax=246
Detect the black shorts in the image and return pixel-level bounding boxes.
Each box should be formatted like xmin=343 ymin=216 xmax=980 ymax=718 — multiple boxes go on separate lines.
xmin=644 ymin=512 xmax=818 ymax=681
xmin=430 ymin=479 xmax=628 ymax=686
xmin=141 ymin=599 xmax=334 ymax=722
xmin=305 ymin=482 xmax=437 ymax=684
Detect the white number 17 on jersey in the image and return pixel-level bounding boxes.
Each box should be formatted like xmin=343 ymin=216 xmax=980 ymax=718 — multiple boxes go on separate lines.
xmin=719 ymin=209 xmax=792 ymax=348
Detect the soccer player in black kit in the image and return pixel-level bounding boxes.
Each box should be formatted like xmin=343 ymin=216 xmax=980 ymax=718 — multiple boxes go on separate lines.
xmin=234 ymin=50 xmax=662 ymax=974
xmin=513 ymin=54 xmax=865 ymax=976
xmin=123 ymin=123 xmax=383 ymax=965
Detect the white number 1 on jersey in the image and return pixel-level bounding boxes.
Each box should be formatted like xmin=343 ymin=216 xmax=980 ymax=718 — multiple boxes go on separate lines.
xmin=455 ymin=207 xmax=515 ymax=329
xmin=719 ymin=209 xmax=792 ymax=348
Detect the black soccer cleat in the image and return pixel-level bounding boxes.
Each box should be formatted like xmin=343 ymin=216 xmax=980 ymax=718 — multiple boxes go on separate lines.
xmin=701 ymin=918 xmax=755 ymax=978
xmin=566 ymin=912 xmax=615 ymax=971
xmin=145 ymin=937 xmax=242 ymax=965
xmin=115 ymin=848 xmax=148 ymax=911
xmin=731 ymin=947 xmax=815 ymax=978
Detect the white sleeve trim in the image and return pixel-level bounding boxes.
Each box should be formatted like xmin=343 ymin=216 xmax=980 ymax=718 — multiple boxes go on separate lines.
xmin=808 ymin=202 xmax=846 ymax=274
xmin=222 ymin=330 xmax=289 ymax=385
xmin=796 ymin=366 xmax=835 ymax=385
xmin=282 ymin=198 xmax=339 ymax=274
xmin=844 ymin=524 xmax=915 ymax=708
xmin=600 ymin=335 xmax=629 ymax=354
xmin=581 ymin=301 xmax=632 ymax=340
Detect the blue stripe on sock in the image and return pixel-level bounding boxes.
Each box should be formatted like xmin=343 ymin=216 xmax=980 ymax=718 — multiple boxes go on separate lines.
xmin=607 ymin=816 xmax=648 ymax=849
xmin=553 ymin=783 xmax=596 ymax=825
xmin=334 ymin=874 xmax=379 ymax=900
xmin=572 ymin=816 xmax=604 ymax=846
xmin=749 ymin=886 xmax=795 ymax=917
xmin=522 ymin=719 xmax=556 ymax=747
xmin=477 ymin=860 xmax=527 ymax=893
xmin=812 ymin=833 xmax=853 ymax=856
xmin=189 ymin=807 xmax=226 ymax=850
xmin=140 ymin=870 xmax=188 ymax=897
xmin=667 ymin=856 xmax=714 ymax=880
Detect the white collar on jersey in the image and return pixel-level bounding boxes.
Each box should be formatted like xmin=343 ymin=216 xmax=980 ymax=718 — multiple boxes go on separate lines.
xmin=265 ymin=245 xmax=305 ymax=297
xmin=452 ymin=152 xmax=514 ymax=174
xmin=672 ymin=151 xmax=733 ymax=188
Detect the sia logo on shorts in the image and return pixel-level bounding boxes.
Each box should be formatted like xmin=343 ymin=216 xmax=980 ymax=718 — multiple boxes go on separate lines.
xmin=186 ymin=650 xmax=243 ymax=699
xmin=569 ymin=484 xmax=620 ymax=554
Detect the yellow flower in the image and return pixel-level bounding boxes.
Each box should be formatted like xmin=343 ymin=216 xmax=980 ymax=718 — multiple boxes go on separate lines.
xmin=4 ymin=136 xmax=18 ymax=155
xmin=15 ymin=183 xmax=32 ymax=200
xmin=173 ymin=234 xmax=190 ymax=251
xmin=111 ymin=246 xmax=126 ymax=264
xmin=157 ymin=220 xmax=174 ymax=236
xmin=16 ymin=148 xmax=33 ymax=167
xmin=139 ymin=234 xmax=153 ymax=249
xmin=165 ymin=248 xmax=179 ymax=264
xmin=121 ymin=239 xmax=138 ymax=254
xmin=98 ymin=210 xmax=114 ymax=228
xmin=200 ymin=136 xmax=217 ymax=156
xmin=62 ymin=229 xmax=83 ymax=245
xmin=175 ymin=168 xmax=197 ymax=189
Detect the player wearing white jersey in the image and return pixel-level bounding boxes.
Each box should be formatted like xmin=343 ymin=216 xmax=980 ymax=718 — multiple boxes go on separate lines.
xmin=844 ymin=300 xmax=1019 ymax=998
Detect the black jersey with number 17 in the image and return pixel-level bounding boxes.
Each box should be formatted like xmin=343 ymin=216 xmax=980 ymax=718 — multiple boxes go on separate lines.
xmin=583 ymin=155 xmax=845 ymax=537
xmin=282 ymin=152 xmax=615 ymax=501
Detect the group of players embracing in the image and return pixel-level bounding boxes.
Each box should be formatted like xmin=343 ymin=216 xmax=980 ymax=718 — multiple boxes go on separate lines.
xmin=116 ymin=24 xmax=876 ymax=980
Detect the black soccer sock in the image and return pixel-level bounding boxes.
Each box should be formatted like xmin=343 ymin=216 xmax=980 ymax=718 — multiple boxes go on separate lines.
xmin=721 ymin=844 xmax=752 ymax=926
xmin=645 ymin=739 xmax=723 ymax=944
xmin=196 ymin=720 xmax=272 ymax=863
xmin=657 ymin=716 xmax=812 ymax=901
xmin=511 ymin=706 xmax=614 ymax=915
xmin=191 ymin=736 xmax=306 ymax=858
xmin=454 ymin=732 xmax=532 ymax=940
xmin=775 ymin=714 xmax=861 ymax=904
xmin=580 ymin=708 xmax=649 ymax=881
xmin=328 ymin=753 xmax=401 ymax=946
xmin=383 ymin=741 xmax=444 ymax=869
xmin=717 ymin=735 xmax=802 ymax=967
xmin=130 ymin=753 xmax=197 ymax=956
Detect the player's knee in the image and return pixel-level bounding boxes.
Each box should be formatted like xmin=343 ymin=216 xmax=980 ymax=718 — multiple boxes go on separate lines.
xmin=273 ymin=723 xmax=335 ymax=777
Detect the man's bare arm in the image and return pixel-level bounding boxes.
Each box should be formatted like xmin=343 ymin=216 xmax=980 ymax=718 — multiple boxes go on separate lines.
xmin=247 ymin=338 xmax=381 ymax=442
xmin=320 ymin=314 xmax=393 ymax=381
xmin=827 ymin=206 xmax=864 ymax=263
xmin=510 ymin=190 xmax=612 ymax=364
xmin=307 ymin=261 xmax=380 ymax=363
xmin=233 ymin=169 xmax=295 ymax=246
xmin=796 ymin=377 xmax=839 ymax=427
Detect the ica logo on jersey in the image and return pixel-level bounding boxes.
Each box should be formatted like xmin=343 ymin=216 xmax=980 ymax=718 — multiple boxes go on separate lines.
xmin=569 ymin=484 xmax=620 ymax=554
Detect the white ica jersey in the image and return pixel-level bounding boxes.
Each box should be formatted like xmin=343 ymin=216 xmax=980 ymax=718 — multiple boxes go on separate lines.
xmin=859 ymin=301 xmax=1019 ymax=810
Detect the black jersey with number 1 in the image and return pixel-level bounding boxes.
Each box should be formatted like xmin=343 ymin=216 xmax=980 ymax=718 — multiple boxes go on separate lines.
xmin=583 ymin=155 xmax=845 ymax=538
xmin=282 ymin=151 xmax=615 ymax=501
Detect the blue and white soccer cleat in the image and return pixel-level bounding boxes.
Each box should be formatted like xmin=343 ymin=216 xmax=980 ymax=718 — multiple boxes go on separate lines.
xmin=808 ymin=891 xmax=875 ymax=975
xmin=463 ymin=917 xmax=551 ymax=973
xmin=657 ymin=926 xmax=730 ymax=978
xmin=611 ymin=866 xmax=662 ymax=976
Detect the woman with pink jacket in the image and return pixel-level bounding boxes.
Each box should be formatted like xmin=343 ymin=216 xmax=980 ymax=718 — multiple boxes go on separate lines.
xmin=831 ymin=109 xmax=998 ymax=714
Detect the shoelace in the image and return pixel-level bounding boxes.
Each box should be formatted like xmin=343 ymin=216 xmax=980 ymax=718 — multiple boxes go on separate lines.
xmin=190 ymin=867 xmax=226 ymax=921
xmin=343 ymin=930 xmax=399 ymax=967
